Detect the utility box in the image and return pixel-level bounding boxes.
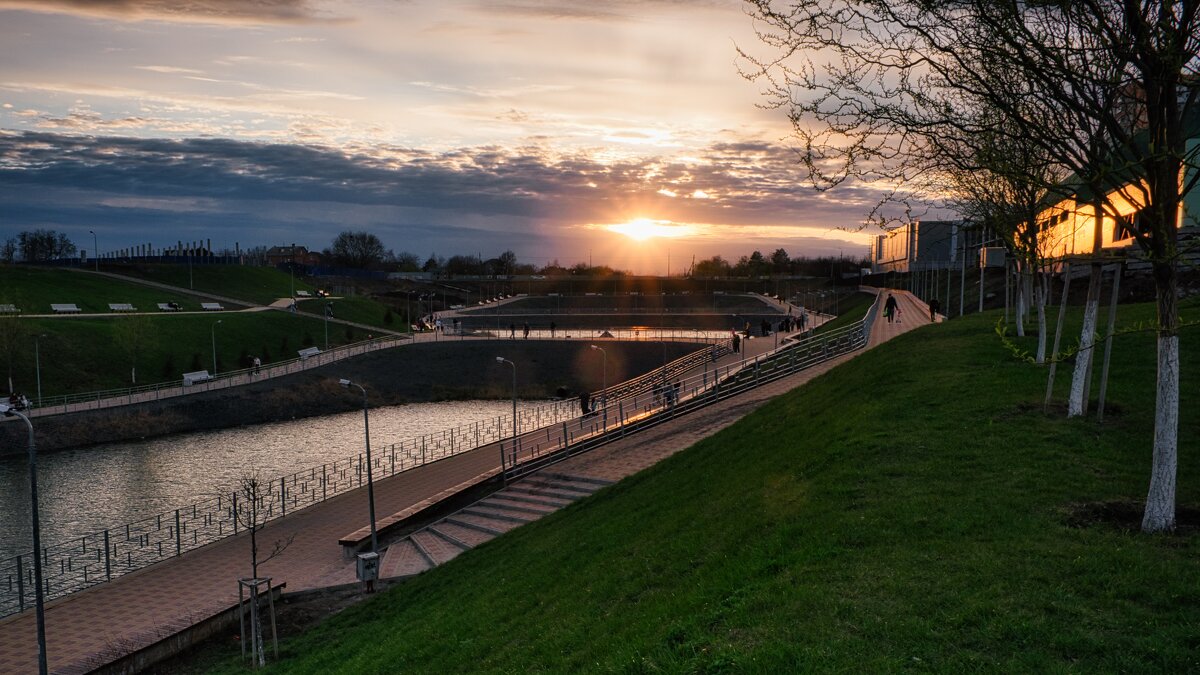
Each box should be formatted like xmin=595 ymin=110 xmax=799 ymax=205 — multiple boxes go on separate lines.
xmin=979 ymin=247 xmax=1006 ymax=268
xmin=356 ymin=552 xmax=379 ymax=582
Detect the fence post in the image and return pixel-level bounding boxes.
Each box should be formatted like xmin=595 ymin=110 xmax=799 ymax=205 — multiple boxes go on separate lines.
xmin=16 ymin=555 xmax=24 ymax=612
xmin=322 ymin=464 xmax=327 ymax=501
xmin=175 ymin=509 xmax=182 ymax=557
xmin=104 ymin=530 xmax=111 ymax=580
xmin=232 ymin=492 xmax=239 ymax=534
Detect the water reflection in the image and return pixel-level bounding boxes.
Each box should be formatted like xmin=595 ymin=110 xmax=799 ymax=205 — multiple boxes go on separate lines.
xmin=0 ymin=399 xmax=537 ymax=563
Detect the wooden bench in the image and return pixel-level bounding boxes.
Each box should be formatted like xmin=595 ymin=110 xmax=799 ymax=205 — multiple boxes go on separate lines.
xmin=0 ymin=304 xmax=19 ymax=314
xmin=338 ymin=467 xmax=500 ymax=557
xmin=50 ymin=303 xmax=81 ymax=314
xmin=297 ymin=346 xmax=321 ymax=360
xmin=108 ymin=303 xmax=137 ymax=312
xmin=295 ymin=290 xmax=312 ymax=297
xmin=200 ymin=302 xmax=224 ymax=311
xmin=157 ymin=303 xmax=182 ymax=311
xmin=182 ymin=370 xmax=212 ymax=386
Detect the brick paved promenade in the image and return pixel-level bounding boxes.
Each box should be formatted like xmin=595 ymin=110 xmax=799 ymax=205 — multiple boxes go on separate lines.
xmin=0 ymin=289 xmax=928 ymax=674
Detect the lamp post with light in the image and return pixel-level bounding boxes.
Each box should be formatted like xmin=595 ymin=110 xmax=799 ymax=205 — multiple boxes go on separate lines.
xmin=34 ymin=334 xmax=46 ymax=406
xmin=1 ymin=403 xmax=48 ymax=674
xmin=495 ymin=357 xmax=517 ymax=440
xmin=589 ymin=345 xmax=607 ymax=426
xmin=89 ymin=230 xmax=98 ymax=272
xmin=338 ymin=379 xmax=378 ymax=553
xmin=211 ymin=319 xmax=222 ymax=375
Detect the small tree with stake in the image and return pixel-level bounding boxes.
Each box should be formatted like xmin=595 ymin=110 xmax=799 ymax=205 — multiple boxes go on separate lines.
xmin=231 ymin=473 xmax=294 ymax=668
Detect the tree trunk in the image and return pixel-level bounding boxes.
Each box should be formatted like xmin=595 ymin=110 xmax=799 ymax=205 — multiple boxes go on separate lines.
xmin=1067 ymin=263 xmax=1102 ymax=417
xmin=1142 ymin=262 xmax=1179 ymax=533
xmin=1035 ymin=272 xmax=1048 ymax=364
xmin=1015 ymin=260 xmax=1026 ymax=337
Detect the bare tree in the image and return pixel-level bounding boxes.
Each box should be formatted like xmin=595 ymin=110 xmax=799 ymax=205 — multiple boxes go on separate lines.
xmin=231 ymin=473 xmax=293 ymax=667
xmin=741 ymin=0 xmax=1199 ymax=532
xmin=327 ymin=231 xmax=386 ymax=269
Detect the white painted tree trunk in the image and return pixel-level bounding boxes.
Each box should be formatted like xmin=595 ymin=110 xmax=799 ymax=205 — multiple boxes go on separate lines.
xmin=1015 ymin=263 xmax=1026 ymax=337
xmin=1035 ymin=275 xmax=1047 ymax=364
xmin=1142 ymin=334 xmax=1179 ymax=532
xmin=1067 ymin=267 xmax=1102 ymax=417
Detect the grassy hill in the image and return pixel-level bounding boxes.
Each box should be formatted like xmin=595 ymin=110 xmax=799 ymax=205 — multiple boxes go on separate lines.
xmin=192 ymin=298 xmax=1199 ymax=672
xmin=0 ymin=266 xmax=200 ymax=314
xmin=112 ymin=263 xmax=317 ymax=306
xmin=3 ymin=312 xmax=369 ymax=397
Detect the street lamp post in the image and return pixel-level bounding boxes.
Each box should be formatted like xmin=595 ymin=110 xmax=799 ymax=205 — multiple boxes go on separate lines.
xmin=1 ymin=404 xmax=48 ymax=675
xmin=589 ymin=345 xmax=606 ymax=426
xmin=211 ymin=319 xmax=222 ymax=375
xmin=338 ymin=379 xmax=378 ymax=553
xmin=495 ymin=357 xmax=517 ymax=440
xmin=89 ymin=230 xmax=98 ymax=272
xmin=34 ymin=334 xmax=45 ymax=406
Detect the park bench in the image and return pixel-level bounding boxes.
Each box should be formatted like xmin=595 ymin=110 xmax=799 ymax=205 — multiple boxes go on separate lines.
xmin=297 ymin=346 xmax=321 ymax=360
xmin=157 ymin=303 xmax=181 ymax=311
xmin=296 ymin=290 xmax=312 ymax=297
xmin=0 ymin=304 xmax=19 ymax=314
xmin=182 ymin=370 xmax=212 ymax=386
xmin=108 ymin=303 xmax=137 ymax=312
xmin=200 ymin=302 xmax=224 ymax=311
xmin=50 ymin=303 xmax=81 ymax=313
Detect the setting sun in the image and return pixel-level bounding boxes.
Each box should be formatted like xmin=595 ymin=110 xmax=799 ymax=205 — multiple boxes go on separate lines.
xmin=606 ymin=218 xmax=694 ymax=241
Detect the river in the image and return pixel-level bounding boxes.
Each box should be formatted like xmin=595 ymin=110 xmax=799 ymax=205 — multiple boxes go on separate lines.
xmin=0 ymin=399 xmax=542 ymax=564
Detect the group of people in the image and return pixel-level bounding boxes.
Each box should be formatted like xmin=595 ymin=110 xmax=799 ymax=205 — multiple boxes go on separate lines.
xmin=5 ymin=392 xmax=31 ymax=411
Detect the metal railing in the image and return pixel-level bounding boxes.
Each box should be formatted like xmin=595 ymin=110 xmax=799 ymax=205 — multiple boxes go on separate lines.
xmin=499 ymin=317 xmax=871 ymax=483
xmin=27 ymin=336 xmax=410 ymax=418
xmin=0 ymin=340 xmax=729 ymax=618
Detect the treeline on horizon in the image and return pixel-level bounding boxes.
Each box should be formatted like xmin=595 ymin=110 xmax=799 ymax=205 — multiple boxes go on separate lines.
xmin=2 ymin=228 xmax=870 ymax=279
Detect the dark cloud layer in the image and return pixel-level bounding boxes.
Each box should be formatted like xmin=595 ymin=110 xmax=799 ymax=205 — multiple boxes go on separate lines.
xmin=0 ymin=130 xmax=876 ymax=260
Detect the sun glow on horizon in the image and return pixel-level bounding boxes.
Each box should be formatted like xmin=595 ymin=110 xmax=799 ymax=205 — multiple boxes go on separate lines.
xmin=605 ymin=218 xmax=696 ymax=241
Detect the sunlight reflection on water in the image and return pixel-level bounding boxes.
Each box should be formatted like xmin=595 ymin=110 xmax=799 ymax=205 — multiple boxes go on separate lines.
xmin=0 ymin=399 xmax=540 ymax=561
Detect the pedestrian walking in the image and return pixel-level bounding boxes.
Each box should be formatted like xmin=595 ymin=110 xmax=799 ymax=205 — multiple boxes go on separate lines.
xmin=928 ymin=298 xmax=941 ymax=322
xmin=884 ymin=293 xmax=899 ymax=324
xmin=252 ymin=356 xmax=261 ymax=374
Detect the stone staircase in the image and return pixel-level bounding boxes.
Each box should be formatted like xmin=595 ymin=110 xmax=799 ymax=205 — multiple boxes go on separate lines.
xmin=378 ymin=472 xmax=613 ymax=579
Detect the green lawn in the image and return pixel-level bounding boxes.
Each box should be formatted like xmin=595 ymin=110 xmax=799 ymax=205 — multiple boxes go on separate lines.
xmin=1 ymin=311 xmax=356 ymax=397
xmin=0 ymin=266 xmax=199 ymax=314
xmin=195 ymin=297 xmax=1198 ymax=672
xmin=303 ymin=295 xmax=404 ymax=332
xmin=114 ymin=264 xmax=316 ymax=305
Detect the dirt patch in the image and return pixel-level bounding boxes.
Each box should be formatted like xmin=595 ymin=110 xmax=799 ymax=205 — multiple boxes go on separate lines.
xmin=1062 ymin=500 xmax=1200 ymax=536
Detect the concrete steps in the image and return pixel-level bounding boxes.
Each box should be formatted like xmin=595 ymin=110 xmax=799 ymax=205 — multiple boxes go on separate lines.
xmin=376 ymin=472 xmax=613 ymax=581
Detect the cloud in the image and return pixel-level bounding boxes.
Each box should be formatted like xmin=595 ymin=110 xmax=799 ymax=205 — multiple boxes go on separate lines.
xmin=0 ymin=0 xmax=341 ymax=25
xmin=0 ymin=130 xmax=878 ymax=259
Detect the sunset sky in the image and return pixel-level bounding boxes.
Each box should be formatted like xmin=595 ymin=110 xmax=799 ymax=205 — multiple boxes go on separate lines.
xmin=0 ymin=0 xmax=879 ymax=274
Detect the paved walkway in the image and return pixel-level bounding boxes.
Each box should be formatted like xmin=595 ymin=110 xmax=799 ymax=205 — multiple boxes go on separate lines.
xmin=0 ymin=290 xmax=927 ymax=674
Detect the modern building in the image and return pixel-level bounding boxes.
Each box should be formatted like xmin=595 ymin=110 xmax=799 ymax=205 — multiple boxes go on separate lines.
xmin=871 ymin=220 xmax=982 ymax=273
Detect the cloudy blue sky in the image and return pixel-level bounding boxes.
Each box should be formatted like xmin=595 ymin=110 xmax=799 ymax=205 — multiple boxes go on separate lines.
xmin=0 ymin=0 xmax=877 ymax=273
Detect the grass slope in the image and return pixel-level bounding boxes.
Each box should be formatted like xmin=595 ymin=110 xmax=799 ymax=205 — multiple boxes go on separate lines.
xmin=0 ymin=266 xmax=197 ymax=313
xmin=5 ymin=312 xmax=361 ymax=396
xmin=202 ymin=299 xmax=1200 ymax=672
xmin=114 ymin=264 xmax=316 ymax=306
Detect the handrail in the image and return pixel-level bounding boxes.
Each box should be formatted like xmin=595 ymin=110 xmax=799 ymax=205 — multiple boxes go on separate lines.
xmin=26 ymin=335 xmax=409 ymax=418
xmin=0 ymin=339 xmax=722 ymax=618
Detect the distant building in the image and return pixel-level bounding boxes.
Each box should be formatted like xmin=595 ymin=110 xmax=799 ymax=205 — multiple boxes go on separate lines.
xmin=266 ymin=245 xmax=321 ymax=267
xmin=872 ymin=220 xmax=975 ymax=273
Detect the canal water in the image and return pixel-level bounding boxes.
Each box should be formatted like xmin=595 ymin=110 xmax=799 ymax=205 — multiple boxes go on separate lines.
xmin=0 ymin=399 xmax=541 ymax=564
